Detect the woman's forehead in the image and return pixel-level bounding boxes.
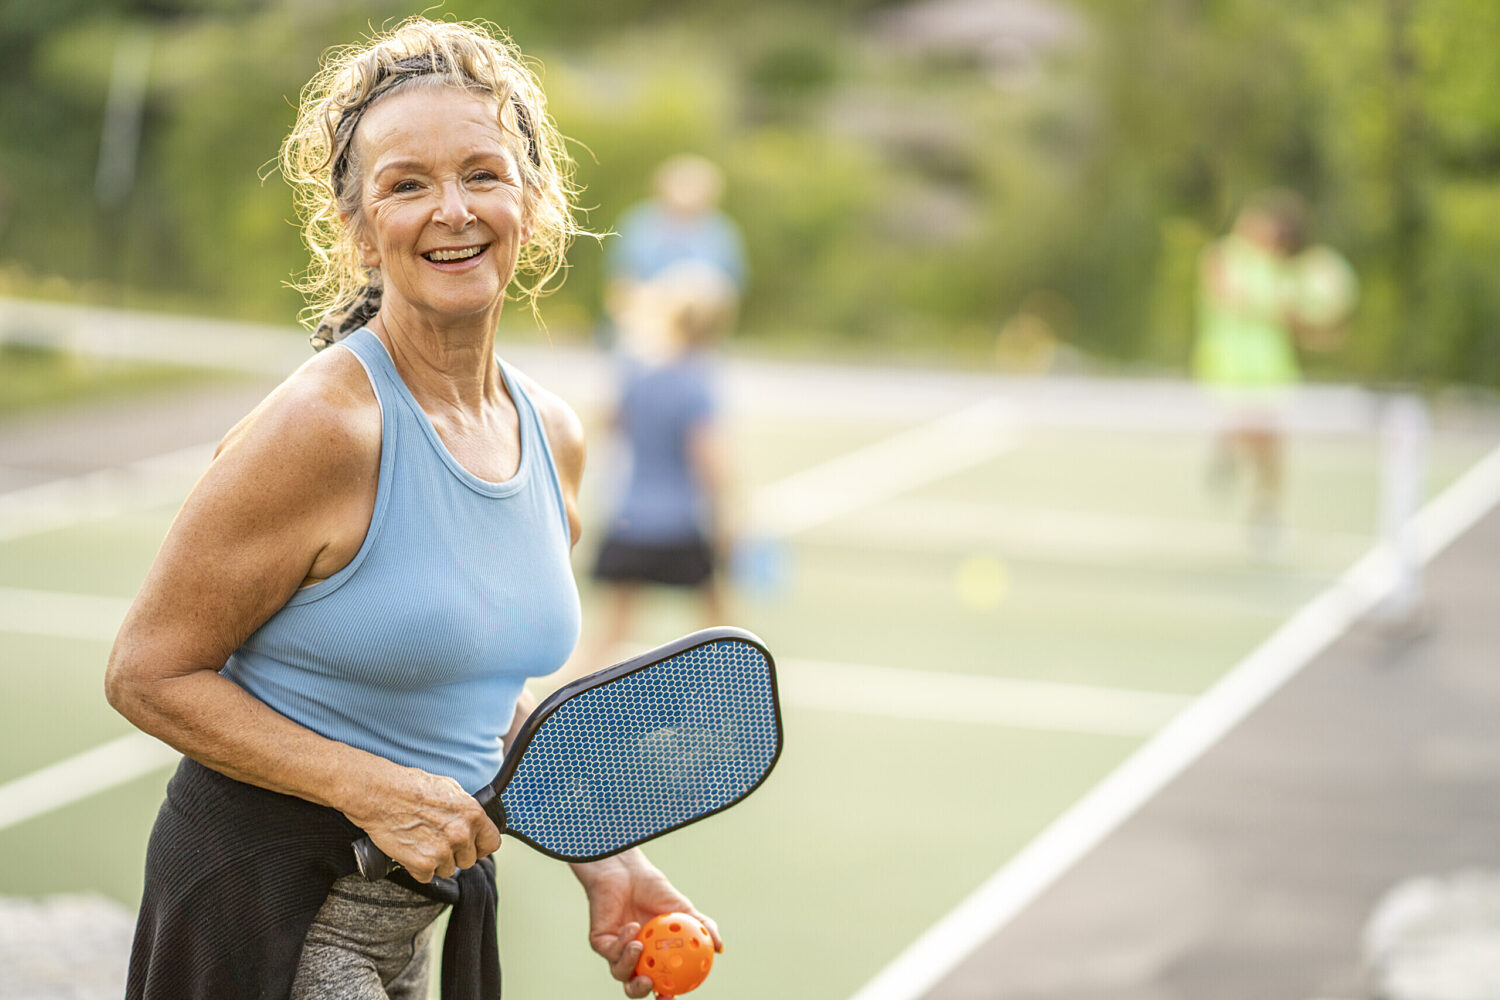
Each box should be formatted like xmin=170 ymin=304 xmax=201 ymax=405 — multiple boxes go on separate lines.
xmin=356 ymin=86 xmax=509 ymax=163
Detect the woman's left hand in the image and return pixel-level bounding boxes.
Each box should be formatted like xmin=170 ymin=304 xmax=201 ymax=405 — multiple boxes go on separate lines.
xmin=573 ymin=850 xmax=723 ymax=998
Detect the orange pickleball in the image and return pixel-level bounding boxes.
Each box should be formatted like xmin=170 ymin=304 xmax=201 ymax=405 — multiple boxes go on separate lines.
xmin=634 ymin=912 xmax=715 ymax=996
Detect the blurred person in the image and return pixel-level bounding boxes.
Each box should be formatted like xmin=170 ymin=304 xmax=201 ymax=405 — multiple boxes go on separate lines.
xmin=1193 ymin=189 xmax=1358 ymax=551
xmin=602 ymin=154 xmax=747 ymax=348
xmin=105 ymin=18 xmax=720 ymax=1000
xmin=994 ymin=290 xmax=1072 ymax=374
xmin=576 ymin=260 xmax=740 ymax=674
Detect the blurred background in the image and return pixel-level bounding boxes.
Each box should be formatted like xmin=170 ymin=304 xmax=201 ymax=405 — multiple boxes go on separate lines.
xmin=2 ymin=0 xmax=1499 ymax=382
xmin=2 ymin=2 xmax=1500 ymax=1000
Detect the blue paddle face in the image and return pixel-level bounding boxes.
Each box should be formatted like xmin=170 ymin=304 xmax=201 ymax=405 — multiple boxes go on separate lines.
xmin=499 ymin=636 xmax=781 ymax=861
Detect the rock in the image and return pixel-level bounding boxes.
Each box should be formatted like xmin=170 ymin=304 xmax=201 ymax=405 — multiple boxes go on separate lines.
xmin=1363 ymin=870 xmax=1500 ymax=1000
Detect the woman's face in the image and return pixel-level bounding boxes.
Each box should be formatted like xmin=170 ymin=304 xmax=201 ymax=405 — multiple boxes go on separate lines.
xmin=350 ymin=86 xmax=532 ymax=326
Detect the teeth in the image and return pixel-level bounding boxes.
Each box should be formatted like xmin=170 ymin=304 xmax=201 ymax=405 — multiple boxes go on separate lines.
xmin=425 ymin=246 xmax=484 ymax=262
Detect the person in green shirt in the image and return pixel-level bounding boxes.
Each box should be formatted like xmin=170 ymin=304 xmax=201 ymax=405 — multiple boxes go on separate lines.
xmin=1194 ymin=189 xmax=1359 ymax=551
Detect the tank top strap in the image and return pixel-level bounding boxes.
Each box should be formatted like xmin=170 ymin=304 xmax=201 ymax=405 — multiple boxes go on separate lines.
xmin=338 ymin=327 xmax=405 ymax=405
xmin=496 ymin=355 xmax=573 ymax=546
xmin=336 ymin=329 xmax=569 ymax=542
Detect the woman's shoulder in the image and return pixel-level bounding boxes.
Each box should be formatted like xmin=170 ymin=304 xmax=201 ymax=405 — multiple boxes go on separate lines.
xmin=506 ymin=364 xmax=584 ymax=482
xmin=508 ymin=366 xmax=582 ymax=448
xmin=215 ymin=343 xmax=382 ymax=476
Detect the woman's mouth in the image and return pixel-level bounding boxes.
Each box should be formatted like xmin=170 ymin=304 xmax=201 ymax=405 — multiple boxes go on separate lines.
xmin=422 ymin=244 xmax=489 ymax=263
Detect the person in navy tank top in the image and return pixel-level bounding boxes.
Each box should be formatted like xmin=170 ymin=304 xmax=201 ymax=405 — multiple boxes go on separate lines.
xmin=106 ymin=18 xmax=721 ymax=1000
xmin=571 ymin=260 xmax=740 ymax=683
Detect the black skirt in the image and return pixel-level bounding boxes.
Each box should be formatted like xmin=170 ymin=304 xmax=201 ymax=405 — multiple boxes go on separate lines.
xmin=126 ymin=757 xmax=499 ymax=1000
xmin=591 ymin=533 xmax=715 ymax=587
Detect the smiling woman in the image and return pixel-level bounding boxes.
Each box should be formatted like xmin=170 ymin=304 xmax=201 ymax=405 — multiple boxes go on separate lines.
xmin=106 ymin=16 xmax=720 ymax=1000
xmin=279 ymin=18 xmax=588 ymax=349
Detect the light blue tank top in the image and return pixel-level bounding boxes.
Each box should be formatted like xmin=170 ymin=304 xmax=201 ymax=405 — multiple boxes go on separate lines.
xmin=221 ymin=329 xmax=581 ymax=793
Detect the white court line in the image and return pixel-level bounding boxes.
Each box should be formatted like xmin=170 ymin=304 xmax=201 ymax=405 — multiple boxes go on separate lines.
xmin=0 ymin=444 xmax=211 ymax=542
xmin=0 ymin=397 xmax=1009 ymax=546
xmin=847 ymin=440 xmax=1500 ymax=1000
xmin=750 ymin=398 xmax=1020 ymax=537
xmin=0 ymin=585 xmax=1184 ymax=739
xmin=0 ymin=587 xmax=131 ymax=642
xmin=1411 ymin=439 xmax=1500 ymax=561
xmin=781 ymin=658 xmax=1187 ymax=737
xmin=807 ymin=495 xmax=1372 ymax=566
xmin=0 ymin=732 xmax=178 ymax=833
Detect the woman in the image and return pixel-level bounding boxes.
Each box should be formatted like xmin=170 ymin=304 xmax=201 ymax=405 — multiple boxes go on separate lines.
xmin=106 ymin=17 xmax=719 ymax=1000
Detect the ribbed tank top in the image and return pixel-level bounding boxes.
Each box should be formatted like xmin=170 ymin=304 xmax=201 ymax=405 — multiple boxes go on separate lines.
xmin=221 ymin=329 xmax=581 ymax=793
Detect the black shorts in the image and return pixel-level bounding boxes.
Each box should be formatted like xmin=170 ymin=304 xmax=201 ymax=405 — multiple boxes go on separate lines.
xmin=591 ymin=534 xmax=715 ymax=588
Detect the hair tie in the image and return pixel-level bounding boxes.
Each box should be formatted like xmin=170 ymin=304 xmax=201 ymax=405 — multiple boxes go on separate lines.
xmin=311 ymin=280 xmax=382 ymax=351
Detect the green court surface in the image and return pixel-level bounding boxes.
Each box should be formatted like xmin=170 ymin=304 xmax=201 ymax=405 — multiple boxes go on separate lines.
xmin=0 ymin=383 xmax=1494 ymax=1000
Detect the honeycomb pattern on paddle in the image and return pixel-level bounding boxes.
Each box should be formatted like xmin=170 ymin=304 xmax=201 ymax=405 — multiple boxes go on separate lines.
xmin=503 ymin=640 xmax=778 ymax=859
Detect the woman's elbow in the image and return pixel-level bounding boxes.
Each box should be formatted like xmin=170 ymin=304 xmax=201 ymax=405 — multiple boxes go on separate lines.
xmin=104 ymin=641 xmax=157 ymax=723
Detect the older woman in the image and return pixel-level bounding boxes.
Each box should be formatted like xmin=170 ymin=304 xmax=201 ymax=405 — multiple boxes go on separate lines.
xmin=107 ymin=17 xmax=718 ymax=1000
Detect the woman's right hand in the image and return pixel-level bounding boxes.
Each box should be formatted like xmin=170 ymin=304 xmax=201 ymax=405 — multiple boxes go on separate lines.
xmin=342 ymin=764 xmax=502 ymax=882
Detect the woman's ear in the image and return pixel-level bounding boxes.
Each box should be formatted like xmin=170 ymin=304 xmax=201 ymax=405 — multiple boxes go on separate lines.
xmin=342 ymin=211 xmax=381 ymax=268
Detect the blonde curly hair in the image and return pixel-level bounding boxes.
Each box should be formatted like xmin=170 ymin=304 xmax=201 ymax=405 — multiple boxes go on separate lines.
xmin=279 ymin=17 xmax=586 ymax=347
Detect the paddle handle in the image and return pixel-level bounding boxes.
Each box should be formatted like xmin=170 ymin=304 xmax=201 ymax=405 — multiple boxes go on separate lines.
xmin=352 ymin=836 xmax=397 ymax=880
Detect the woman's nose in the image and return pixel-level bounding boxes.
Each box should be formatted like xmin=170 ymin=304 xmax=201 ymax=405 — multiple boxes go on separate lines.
xmin=434 ymin=183 xmax=475 ymax=229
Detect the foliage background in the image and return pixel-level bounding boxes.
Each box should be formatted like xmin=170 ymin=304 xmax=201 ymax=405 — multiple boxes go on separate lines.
xmin=1 ymin=0 xmax=1496 ymax=383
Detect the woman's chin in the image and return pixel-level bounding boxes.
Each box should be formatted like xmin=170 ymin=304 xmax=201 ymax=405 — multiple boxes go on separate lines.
xmin=396 ymin=288 xmax=508 ymax=327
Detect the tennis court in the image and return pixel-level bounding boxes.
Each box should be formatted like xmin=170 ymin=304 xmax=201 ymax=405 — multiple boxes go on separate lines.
xmin=1 ymin=301 xmax=1497 ymax=999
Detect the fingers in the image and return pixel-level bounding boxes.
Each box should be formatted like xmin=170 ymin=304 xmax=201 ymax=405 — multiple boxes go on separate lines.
xmin=422 ymin=813 xmax=494 ymax=880
xmin=682 ymin=908 xmax=723 ymax=953
xmin=599 ymin=922 xmax=643 ymax=981
xmin=624 ymin=974 xmax=658 ymax=999
xmin=601 ymin=930 xmax=692 ymax=998
xmin=448 ymin=816 xmax=485 ymax=874
xmin=475 ymin=814 xmax=502 ymax=859
xmin=446 ymin=799 xmax=502 ymax=874
xmin=389 ymin=831 xmax=467 ymax=882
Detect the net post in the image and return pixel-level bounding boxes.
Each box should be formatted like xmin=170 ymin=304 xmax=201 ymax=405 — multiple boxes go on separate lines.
xmin=1375 ymin=392 xmax=1429 ymax=622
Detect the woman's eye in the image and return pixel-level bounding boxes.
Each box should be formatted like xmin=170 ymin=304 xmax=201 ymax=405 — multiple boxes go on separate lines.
xmin=469 ymin=170 xmax=499 ymax=183
xmin=392 ymin=179 xmax=420 ymax=193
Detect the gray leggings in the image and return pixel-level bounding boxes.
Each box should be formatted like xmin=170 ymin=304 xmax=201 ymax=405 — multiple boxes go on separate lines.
xmin=291 ymin=874 xmax=448 ymax=1000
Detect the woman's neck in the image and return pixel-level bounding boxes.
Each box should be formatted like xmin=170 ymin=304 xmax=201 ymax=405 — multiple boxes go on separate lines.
xmin=368 ymin=304 xmax=505 ymax=412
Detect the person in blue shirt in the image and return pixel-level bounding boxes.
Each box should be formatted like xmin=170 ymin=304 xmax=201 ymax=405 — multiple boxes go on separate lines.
xmin=602 ymin=155 xmax=747 ymax=349
xmin=583 ymin=260 xmax=740 ymax=666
